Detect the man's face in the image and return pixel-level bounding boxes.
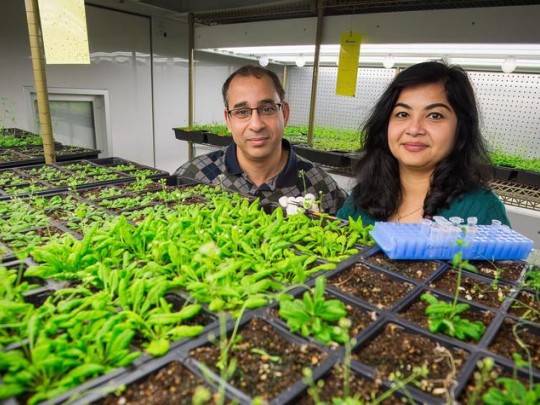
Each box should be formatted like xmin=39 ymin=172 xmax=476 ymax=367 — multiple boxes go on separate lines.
xmin=224 ymin=74 xmax=289 ymax=164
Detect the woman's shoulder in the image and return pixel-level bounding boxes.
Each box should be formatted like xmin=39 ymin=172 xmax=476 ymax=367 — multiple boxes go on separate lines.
xmin=444 ymin=187 xmax=509 ymax=226
xmin=459 ymin=187 xmax=502 ymax=203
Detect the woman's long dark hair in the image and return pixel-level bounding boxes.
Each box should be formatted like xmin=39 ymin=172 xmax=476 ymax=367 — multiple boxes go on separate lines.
xmin=352 ymin=61 xmax=491 ymax=220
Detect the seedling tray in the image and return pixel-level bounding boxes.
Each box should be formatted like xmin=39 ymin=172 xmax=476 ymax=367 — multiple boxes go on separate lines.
xmin=181 ymin=312 xmax=338 ymax=404
xmin=1 ymin=180 xmax=538 ymax=405
xmin=0 ymin=146 xmax=100 ymax=169
xmin=173 ymin=127 xmax=207 ymax=144
xmin=370 ymin=222 xmax=534 ymax=260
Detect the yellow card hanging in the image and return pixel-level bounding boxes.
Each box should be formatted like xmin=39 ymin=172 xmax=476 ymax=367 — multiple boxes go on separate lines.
xmin=37 ymin=0 xmax=90 ymax=64
xmin=336 ymin=32 xmax=362 ymax=97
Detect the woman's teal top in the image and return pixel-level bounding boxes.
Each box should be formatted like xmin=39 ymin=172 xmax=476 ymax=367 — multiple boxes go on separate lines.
xmin=337 ymin=188 xmax=511 ymax=226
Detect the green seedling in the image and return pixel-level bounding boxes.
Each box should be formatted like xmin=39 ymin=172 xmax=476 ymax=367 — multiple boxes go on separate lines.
xmin=422 ymin=246 xmax=486 ymax=341
xmin=278 ymin=277 xmax=348 ymax=345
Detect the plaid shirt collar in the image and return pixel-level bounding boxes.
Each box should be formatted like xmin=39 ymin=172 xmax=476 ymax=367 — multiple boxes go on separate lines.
xmin=224 ymin=139 xmax=299 ymax=188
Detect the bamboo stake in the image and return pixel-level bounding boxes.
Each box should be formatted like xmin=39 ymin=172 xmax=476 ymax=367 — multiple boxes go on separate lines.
xmin=307 ymin=0 xmax=323 ymax=146
xmin=24 ymin=0 xmax=55 ymax=163
xmin=187 ymin=12 xmax=195 ymax=160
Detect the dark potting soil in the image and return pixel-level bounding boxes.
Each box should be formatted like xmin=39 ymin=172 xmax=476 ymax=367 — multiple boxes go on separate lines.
xmin=508 ymin=290 xmax=540 ymax=323
xmin=364 ymin=252 xmax=440 ymax=281
xmin=353 ymin=323 xmax=469 ymax=398
xmin=468 ymin=260 xmax=527 ymax=284
xmin=189 ymin=317 xmax=328 ymax=401
xmin=488 ymin=317 xmax=540 ymax=368
xmin=328 ymin=263 xmax=414 ymax=309
xmin=429 ymin=269 xmax=513 ymax=309
xmin=398 ymin=292 xmax=495 ymax=342
xmin=99 ymin=361 xmax=214 ymax=405
xmin=295 ymin=364 xmax=394 ymax=404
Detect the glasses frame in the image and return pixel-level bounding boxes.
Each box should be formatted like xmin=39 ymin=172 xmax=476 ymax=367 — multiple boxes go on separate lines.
xmin=227 ymin=103 xmax=283 ymax=119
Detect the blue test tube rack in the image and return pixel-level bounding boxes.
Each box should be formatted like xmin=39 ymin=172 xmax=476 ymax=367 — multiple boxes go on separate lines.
xmin=369 ymin=217 xmax=534 ymax=260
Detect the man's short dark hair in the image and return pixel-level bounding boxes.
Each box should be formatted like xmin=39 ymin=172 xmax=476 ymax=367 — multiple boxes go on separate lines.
xmin=222 ymin=65 xmax=285 ymax=108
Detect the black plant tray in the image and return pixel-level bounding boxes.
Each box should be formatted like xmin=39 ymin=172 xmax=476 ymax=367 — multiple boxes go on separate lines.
xmin=179 ymin=312 xmax=338 ymax=404
xmin=204 ymin=132 xmax=233 ymax=147
xmin=63 ymin=351 xmax=218 ymax=405
xmin=514 ymin=168 xmax=540 ymax=188
xmin=428 ymin=265 xmax=519 ymax=313
xmin=173 ymin=127 xmax=207 ymax=144
xmin=323 ymin=260 xmax=420 ymax=313
xmin=491 ymin=165 xmax=517 ymax=182
xmin=362 ymin=246 xmax=447 ymax=283
xmin=0 ymin=145 xmax=100 ymax=169
xmin=292 ymin=145 xmax=350 ymax=168
xmin=0 ymin=158 xmax=169 ymax=200
xmin=350 ymin=318 xmax=474 ymax=404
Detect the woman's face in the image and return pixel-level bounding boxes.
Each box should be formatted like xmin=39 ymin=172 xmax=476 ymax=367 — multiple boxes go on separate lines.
xmin=388 ymin=82 xmax=457 ymax=174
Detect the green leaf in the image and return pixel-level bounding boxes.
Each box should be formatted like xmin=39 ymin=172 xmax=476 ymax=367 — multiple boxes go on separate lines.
xmin=145 ymin=338 xmax=170 ymax=357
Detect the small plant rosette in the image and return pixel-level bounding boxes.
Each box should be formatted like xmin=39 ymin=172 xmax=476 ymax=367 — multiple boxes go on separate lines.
xmin=181 ymin=312 xmax=338 ymax=405
xmin=395 ymin=287 xmax=497 ymax=344
xmin=269 ymin=282 xmax=381 ymax=349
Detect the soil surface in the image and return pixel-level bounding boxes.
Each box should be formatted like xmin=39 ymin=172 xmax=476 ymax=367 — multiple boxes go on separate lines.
xmin=328 ymin=263 xmax=414 ymax=309
xmin=353 ymin=323 xmax=469 ymax=398
xmin=488 ymin=317 xmax=540 ymax=368
xmin=398 ymin=292 xmax=495 ymax=342
xmin=296 ymin=364 xmax=395 ymax=404
xmin=364 ymin=252 xmax=441 ymax=281
xmin=429 ymin=269 xmax=513 ymax=309
xmin=99 ymin=361 xmax=216 ymax=405
xmin=468 ymin=260 xmax=527 ymax=284
xmin=508 ymin=290 xmax=540 ymax=323
xmin=189 ymin=317 xmax=328 ymax=401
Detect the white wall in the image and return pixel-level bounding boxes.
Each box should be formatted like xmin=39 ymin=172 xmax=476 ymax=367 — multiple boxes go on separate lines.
xmin=195 ymin=5 xmax=540 ymax=48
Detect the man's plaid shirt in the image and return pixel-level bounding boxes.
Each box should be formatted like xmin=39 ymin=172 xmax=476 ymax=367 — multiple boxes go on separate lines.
xmin=173 ymin=139 xmax=347 ymax=214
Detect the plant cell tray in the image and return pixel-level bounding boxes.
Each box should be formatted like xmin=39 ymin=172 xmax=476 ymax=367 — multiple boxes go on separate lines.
xmin=370 ymin=222 xmax=534 ymax=260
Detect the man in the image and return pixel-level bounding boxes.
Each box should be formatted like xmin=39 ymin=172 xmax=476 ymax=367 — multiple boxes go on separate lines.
xmin=174 ymin=65 xmax=346 ymax=214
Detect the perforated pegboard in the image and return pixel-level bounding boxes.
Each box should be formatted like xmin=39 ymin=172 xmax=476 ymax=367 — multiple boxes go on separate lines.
xmin=469 ymin=71 xmax=540 ymax=159
xmin=286 ymin=67 xmax=540 ymax=159
xmin=287 ymin=67 xmax=396 ymax=130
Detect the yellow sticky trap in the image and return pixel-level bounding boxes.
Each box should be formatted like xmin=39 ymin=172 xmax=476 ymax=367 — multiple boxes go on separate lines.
xmin=336 ymin=32 xmax=362 ymax=97
xmin=38 ymin=0 xmax=90 ymax=64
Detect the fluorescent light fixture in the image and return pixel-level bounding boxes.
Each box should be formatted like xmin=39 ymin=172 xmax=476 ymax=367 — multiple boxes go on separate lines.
xmin=259 ymin=55 xmax=269 ymax=66
xmin=501 ymin=56 xmax=517 ymax=73
xmin=199 ymin=44 xmax=540 ymax=72
xmin=382 ymin=54 xmax=395 ymax=69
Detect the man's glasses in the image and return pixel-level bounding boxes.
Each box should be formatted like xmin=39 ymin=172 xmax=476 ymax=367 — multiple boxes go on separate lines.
xmin=227 ymin=103 xmax=283 ymax=120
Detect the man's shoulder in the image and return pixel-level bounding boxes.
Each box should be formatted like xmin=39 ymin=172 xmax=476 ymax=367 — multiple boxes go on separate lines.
xmin=296 ymin=154 xmax=336 ymax=181
xmin=173 ymin=150 xmax=226 ymax=180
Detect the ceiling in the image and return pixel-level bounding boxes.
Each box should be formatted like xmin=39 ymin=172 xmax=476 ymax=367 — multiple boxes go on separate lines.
xmin=93 ymin=0 xmax=540 ymax=25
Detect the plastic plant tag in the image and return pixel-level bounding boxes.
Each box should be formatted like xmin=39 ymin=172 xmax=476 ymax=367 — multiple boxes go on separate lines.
xmin=370 ymin=220 xmax=534 ymax=260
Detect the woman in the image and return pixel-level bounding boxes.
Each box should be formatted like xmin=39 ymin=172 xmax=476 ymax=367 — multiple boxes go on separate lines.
xmin=337 ymin=61 xmax=510 ymax=226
